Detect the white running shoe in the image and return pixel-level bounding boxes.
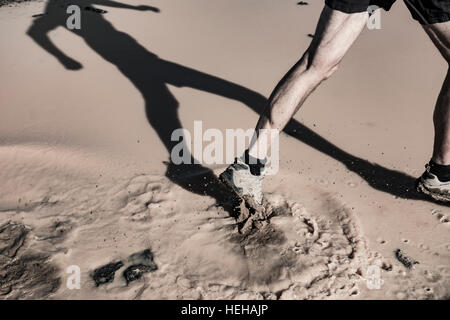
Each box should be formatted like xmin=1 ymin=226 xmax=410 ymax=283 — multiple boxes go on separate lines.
xmin=417 ymin=163 xmax=450 ymax=202
xmin=219 ymin=157 xmax=264 ymax=205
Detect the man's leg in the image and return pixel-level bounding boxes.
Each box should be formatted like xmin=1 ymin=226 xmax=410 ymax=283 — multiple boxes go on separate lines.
xmin=247 ymin=5 xmax=368 ymax=160
xmin=220 ymin=5 xmax=368 ymax=205
xmin=422 ymin=22 xmax=450 ymax=165
xmin=414 ymin=21 xmax=450 ymax=201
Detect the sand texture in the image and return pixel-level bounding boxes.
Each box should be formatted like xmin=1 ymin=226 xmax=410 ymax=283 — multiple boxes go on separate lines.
xmin=1 ymin=0 xmax=449 ymax=299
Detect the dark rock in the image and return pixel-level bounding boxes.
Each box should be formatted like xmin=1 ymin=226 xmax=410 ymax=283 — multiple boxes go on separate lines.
xmin=123 ymin=249 xmax=158 ymax=284
xmin=123 ymin=264 xmax=157 ymax=284
xmin=395 ymin=249 xmax=419 ymax=269
xmin=92 ymin=261 xmax=124 ymax=286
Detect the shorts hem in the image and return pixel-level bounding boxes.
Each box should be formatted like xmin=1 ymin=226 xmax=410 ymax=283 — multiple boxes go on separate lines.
xmin=418 ymin=15 xmax=450 ymax=25
xmin=325 ymin=0 xmax=369 ymax=14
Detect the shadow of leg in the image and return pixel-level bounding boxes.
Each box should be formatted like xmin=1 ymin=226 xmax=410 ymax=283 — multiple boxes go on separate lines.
xmin=143 ymin=79 xmax=242 ymax=216
xmin=284 ymin=120 xmax=444 ymax=204
xmin=159 ymin=59 xmax=447 ymax=206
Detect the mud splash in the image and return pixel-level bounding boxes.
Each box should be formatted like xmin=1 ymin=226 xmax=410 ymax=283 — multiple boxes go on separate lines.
xmin=200 ymin=193 xmax=379 ymax=299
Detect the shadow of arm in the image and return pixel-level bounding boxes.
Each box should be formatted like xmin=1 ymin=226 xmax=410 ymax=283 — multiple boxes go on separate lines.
xmin=161 ymin=60 xmax=267 ymax=113
xmin=27 ymin=17 xmax=82 ymax=70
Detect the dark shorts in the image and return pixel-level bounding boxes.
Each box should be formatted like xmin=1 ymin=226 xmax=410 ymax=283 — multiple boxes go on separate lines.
xmin=325 ymin=0 xmax=450 ymax=24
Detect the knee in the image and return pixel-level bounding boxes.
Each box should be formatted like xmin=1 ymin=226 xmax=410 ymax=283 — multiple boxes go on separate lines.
xmin=27 ymin=22 xmax=42 ymax=38
xmin=298 ymin=49 xmax=341 ymax=80
xmin=308 ymin=58 xmax=340 ymax=81
xmin=26 ymin=25 xmax=36 ymax=36
xmin=445 ymin=57 xmax=450 ymax=67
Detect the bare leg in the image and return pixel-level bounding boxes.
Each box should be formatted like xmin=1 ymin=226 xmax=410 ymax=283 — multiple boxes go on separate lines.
xmin=248 ymin=5 xmax=368 ymax=159
xmin=422 ymin=22 xmax=450 ymax=165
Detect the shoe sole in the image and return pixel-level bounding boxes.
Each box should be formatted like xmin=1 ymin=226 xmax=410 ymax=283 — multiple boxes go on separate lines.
xmin=218 ymin=173 xmax=263 ymax=209
xmin=416 ymin=179 xmax=450 ymax=203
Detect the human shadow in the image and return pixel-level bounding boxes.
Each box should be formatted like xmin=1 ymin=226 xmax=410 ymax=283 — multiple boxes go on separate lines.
xmin=27 ymin=0 xmax=447 ymax=210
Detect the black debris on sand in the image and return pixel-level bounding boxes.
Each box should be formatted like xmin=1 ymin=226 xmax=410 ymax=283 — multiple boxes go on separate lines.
xmin=91 ymin=249 xmax=158 ymax=287
xmin=123 ymin=264 xmax=157 ymax=284
xmin=123 ymin=249 xmax=158 ymax=284
xmin=395 ymin=249 xmax=419 ymax=269
xmin=91 ymin=261 xmax=124 ymax=286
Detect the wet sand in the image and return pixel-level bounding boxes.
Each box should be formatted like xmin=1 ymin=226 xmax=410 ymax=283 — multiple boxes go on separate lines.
xmin=0 ymin=0 xmax=449 ymax=299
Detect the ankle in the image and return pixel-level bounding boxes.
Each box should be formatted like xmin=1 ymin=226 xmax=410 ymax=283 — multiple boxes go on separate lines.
xmin=431 ymin=156 xmax=450 ymax=166
xmin=429 ymin=159 xmax=450 ymax=180
xmin=243 ymin=150 xmax=266 ymax=176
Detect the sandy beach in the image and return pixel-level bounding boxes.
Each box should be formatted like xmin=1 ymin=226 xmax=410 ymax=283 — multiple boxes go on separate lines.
xmin=0 ymin=0 xmax=449 ymax=299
